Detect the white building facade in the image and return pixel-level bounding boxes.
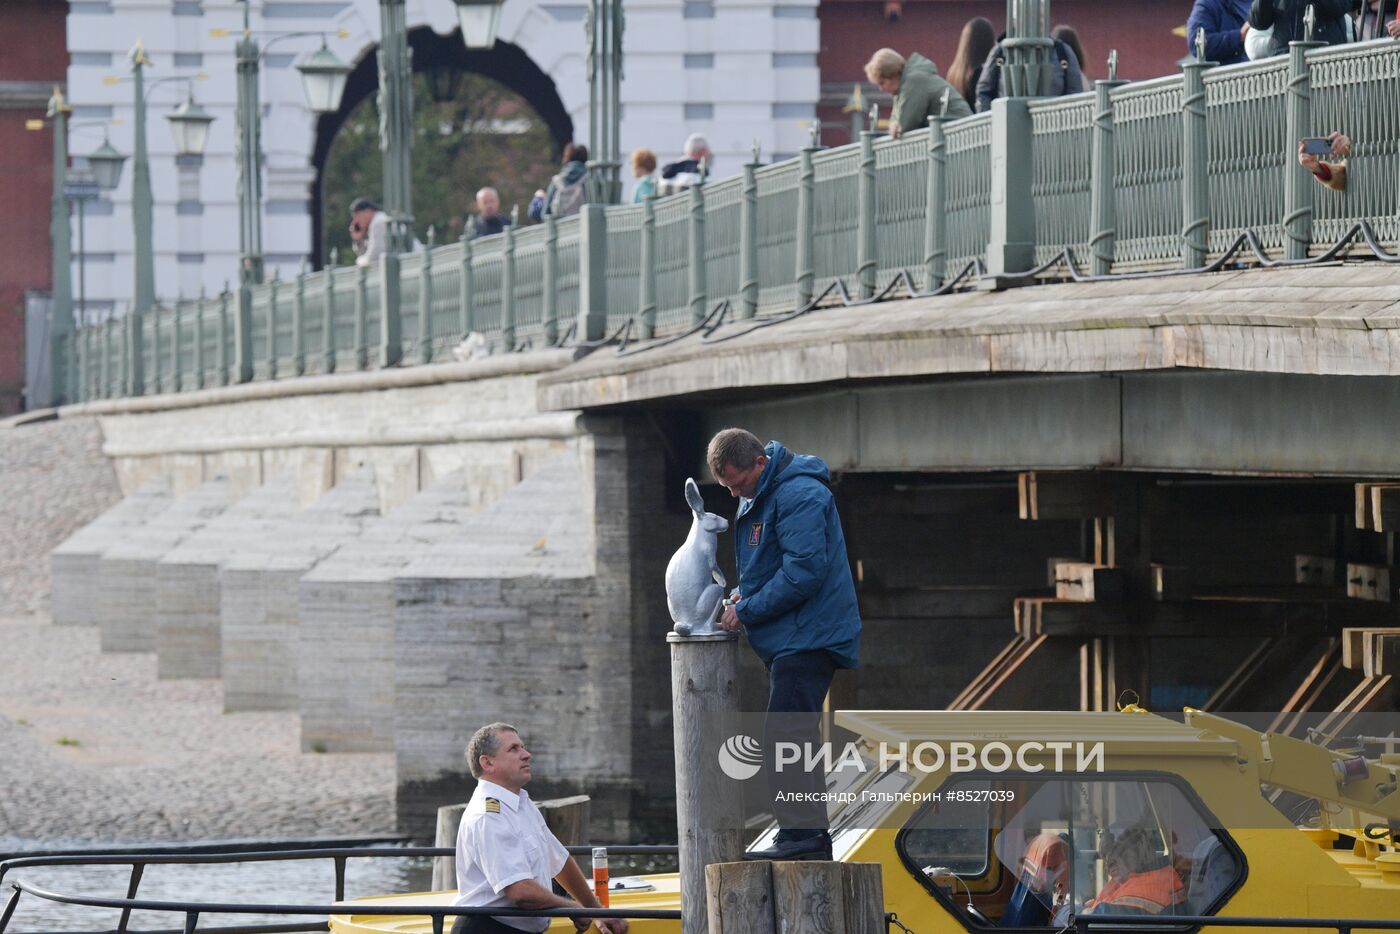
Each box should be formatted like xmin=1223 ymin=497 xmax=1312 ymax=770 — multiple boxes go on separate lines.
xmin=64 ymin=0 xmax=821 ymax=320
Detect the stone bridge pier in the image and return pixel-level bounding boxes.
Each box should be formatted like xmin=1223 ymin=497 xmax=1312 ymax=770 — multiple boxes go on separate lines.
xmin=48 ymin=349 xmax=687 ymax=841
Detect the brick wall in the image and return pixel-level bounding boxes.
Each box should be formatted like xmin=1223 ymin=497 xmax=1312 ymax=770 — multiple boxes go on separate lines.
xmin=0 ymin=0 xmax=68 ymax=413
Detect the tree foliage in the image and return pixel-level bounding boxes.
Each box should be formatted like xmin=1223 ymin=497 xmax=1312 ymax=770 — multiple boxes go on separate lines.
xmin=322 ymin=71 xmax=559 ymax=264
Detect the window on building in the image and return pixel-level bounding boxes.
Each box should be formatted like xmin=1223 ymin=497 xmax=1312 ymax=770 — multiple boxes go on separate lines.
xmin=897 ymin=774 xmax=1245 ymax=927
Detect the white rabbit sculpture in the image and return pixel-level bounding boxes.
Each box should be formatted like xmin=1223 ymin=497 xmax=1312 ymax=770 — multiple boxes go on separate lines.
xmin=666 ymin=477 xmax=730 ymax=636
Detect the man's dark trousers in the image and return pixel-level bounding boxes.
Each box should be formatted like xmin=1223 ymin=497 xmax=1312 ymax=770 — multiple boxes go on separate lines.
xmin=765 ymin=648 xmax=837 ymax=842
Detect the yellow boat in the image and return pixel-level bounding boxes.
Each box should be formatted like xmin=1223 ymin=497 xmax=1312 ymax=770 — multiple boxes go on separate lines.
xmin=331 ymin=709 xmax=1400 ymax=934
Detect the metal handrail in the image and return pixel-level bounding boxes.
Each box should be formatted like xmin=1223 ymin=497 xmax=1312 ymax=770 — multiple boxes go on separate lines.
xmin=0 ymin=844 xmax=677 ymax=883
xmin=0 ymin=844 xmax=679 ymax=934
xmin=65 ymin=37 xmax=1400 ymax=403
xmin=1073 ymin=915 xmax=1400 ymax=933
xmin=5 ymin=878 xmax=682 ymax=934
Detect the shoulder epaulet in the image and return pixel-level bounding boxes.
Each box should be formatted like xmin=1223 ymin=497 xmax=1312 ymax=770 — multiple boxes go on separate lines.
xmin=484 ymin=797 xmax=501 ymax=814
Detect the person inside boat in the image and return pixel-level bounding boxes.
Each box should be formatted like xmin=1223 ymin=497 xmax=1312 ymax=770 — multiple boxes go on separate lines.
xmin=453 ymin=722 xmax=627 ymax=934
xmin=999 ymin=832 xmax=1071 ymax=926
xmin=1083 ymin=822 xmax=1186 ymax=916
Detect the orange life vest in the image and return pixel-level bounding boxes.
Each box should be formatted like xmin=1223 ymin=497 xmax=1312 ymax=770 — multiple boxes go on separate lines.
xmin=1084 ymin=865 xmax=1185 ymax=915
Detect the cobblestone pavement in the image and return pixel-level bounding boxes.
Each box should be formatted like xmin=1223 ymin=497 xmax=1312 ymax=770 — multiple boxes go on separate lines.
xmin=0 ymin=418 xmax=123 ymax=617
xmin=0 ymin=612 xmax=396 ymax=843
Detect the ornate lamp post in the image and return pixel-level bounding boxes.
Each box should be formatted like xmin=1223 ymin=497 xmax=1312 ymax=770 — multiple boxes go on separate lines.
xmin=586 ymin=0 xmax=623 ymax=203
xmin=1002 ymin=0 xmax=1055 ymax=97
xmin=46 ymin=89 xmax=74 ymax=406
xmin=376 ymin=0 xmax=505 ymax=253
xmin=215 ymin=1 xmax=351 ymax=290
xmin=32 ymin=91 xmax=127 ymax=406
xmin=213 ymin=1 xmax=350 ymax=382
xmin=112 ymin=40 xmax=216 ymax=395
xmin=67 ymin=135 xmax=127 ymax=403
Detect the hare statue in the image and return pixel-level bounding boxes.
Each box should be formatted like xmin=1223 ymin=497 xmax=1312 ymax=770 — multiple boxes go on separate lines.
xmin=666 ymin=478 xmax=730 ymax=636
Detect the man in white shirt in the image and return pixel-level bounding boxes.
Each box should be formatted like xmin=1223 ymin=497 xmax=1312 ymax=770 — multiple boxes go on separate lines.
xmin=349 ymin=197 xmax=389 ymax=268
xmin=455 ymin=722 xmax=628 ymax=934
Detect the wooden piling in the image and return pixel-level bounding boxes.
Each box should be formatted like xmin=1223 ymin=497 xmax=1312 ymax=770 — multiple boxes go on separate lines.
xmin=670 ymin=631 xmax=744 ymax=934
xmin=706 ymin=861 xmax=883 ymax=934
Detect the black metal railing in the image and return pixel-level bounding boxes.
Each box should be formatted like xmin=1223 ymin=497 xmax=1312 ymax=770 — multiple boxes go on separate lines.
xmin=1073 ymin=914 xmax=1400 ymax=934
xmin=0 ymin=844 xmax=680 ymax=934
xmin=4 ymin=878 xmax=681 ymax=934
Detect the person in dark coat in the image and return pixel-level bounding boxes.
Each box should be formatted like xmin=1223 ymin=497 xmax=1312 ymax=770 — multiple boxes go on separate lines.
xmin=1186 ymin=0 xmax=1252 ymax=64
xmin=975 ymin=33 xmax=1085 ymax=113
xmin=709 ymin=429 xmax=861 ymax=863
xmin=1249 ymin=0 xmax=1350 ymax=57
xmin=467 ymin=187 xmax=510 ymax=240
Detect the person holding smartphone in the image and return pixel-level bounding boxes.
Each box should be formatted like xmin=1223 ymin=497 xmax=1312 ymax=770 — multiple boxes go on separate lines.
xmin=1298 ymin=131 xmax=1351 ymax=191
xmin=348 ymin=197 xmax=389 ymax=267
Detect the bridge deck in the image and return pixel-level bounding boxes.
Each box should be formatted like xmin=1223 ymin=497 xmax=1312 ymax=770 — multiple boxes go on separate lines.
xmin=538 ymin=263 xmax=1400 ymax=412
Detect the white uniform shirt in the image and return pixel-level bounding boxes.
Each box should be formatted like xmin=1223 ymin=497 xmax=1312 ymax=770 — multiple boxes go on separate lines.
xmin=455 ymin=779 xmax=571 ymax=932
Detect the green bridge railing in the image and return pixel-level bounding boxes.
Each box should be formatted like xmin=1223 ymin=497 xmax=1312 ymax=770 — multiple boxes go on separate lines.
xmin=65 ymin=37 xmax=1400 ymax=402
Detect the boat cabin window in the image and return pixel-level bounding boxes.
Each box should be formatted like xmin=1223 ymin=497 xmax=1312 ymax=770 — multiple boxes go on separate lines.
xmin=896 ymin=775 xmax=1245 ymax=928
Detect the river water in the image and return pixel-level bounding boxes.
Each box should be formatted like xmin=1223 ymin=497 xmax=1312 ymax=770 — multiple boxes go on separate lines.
xmin=0 ymin=840 xmax=434 ymax=934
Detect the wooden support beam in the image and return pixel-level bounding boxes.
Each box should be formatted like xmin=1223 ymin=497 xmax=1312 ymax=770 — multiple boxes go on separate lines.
xmin=1047 ymin=556 xmax=1081 ymax=587
xmin=1345 ymin=628 xmax=1400 ymax=677
xmin=948 ymin=636 xmax=1046 ymax=710
xmin=1019 ymin=472 xmax=1120 ymax=520
xmin=1344 ymin=628 xmax=1385 ymax=670
xmin=1015 ymin=595 xmax=1395 ymax=639
xmin=1151 ymin=563 xmax=1191 ymax=601
xmin=1054 ymin=563 xmax=1124 ymax=602
xmin=1355 ymin=483 xmax=1400 ymax=530
xmin=1202 ymin=638 xmax=1275 ymax=711
xmin=1077 ymin=637 xmax=1148 ymax=712
xmin=1371 ymin=633 xmax=1400 ymax=677
xmin=1373 ymin=485 xmax=1400 ymax=534
xmin=1296 ymin=554 xmax=1337 ymax=587
xmin=1268 ymin=639 xmax=1344 ymax=736
xmin=1345 ymin=563 xmax=1392 ymax=602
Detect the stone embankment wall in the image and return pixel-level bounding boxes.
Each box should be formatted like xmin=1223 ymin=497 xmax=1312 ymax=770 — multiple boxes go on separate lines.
xmin=0 ymin=416 xmax=123 ymax=617
xmin=37 ymin=352 xmax=682 ymax=842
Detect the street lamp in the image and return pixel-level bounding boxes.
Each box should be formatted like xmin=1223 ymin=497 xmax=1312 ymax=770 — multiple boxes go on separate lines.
xmin=297 ymin=42 xmax=353 ymax=114
xmin=453 ymin=0 xmax=503 ymax=49
xmin=32 ymin=91 xmax=127 ymax=405
xmin=166 ymin=96 xmax=216 ymax=157
xmin=86 ymin=134 xmax=127 ymax=191
xmin=69 ymin=135 xmax=127 ymax=403
xmin=110 ymin=38 xmax=216 ymax=395
xmin=213 ymin=0 xmax=350 ymax=382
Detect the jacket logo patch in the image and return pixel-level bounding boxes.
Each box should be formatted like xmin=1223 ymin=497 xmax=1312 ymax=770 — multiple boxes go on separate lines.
xmin=749 ymin=523 xmax=763 ymax=546
xmin=484 ymin=798 xmax=501 ymax=813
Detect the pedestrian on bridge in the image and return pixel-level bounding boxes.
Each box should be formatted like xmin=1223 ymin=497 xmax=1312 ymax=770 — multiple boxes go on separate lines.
xmin=1249 ymin=0 xmax=1351 ymax=57
xmin=1187 ymin=0 xmax=1252 ymax=65
xmin=865 ymin=48 xmax=972 ymax=138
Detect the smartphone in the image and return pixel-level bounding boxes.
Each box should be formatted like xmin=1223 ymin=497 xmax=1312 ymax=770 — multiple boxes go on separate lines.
xmin=1301 ymin=137 xmax=1333 ymax=155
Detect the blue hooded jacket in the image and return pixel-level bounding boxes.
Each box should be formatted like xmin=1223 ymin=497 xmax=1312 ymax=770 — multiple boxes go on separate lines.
xmin=732 ymin=441 xmax=861 ymax=669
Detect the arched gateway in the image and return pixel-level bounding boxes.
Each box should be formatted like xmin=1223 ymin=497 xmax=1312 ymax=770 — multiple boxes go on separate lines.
xmin=309 ymin=28 xmax=573 ymax=265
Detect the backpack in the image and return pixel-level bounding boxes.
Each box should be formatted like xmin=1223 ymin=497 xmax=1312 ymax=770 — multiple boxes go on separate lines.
xmin=548 ymin=171 xmax=588 ymax=218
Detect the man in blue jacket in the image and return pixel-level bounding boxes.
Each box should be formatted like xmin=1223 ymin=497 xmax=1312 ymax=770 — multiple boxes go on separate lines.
xmin=708 ymin=428 xmax=861 ymax=861
xmin=1186 ymin=0 xmax=1252 ymax=64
